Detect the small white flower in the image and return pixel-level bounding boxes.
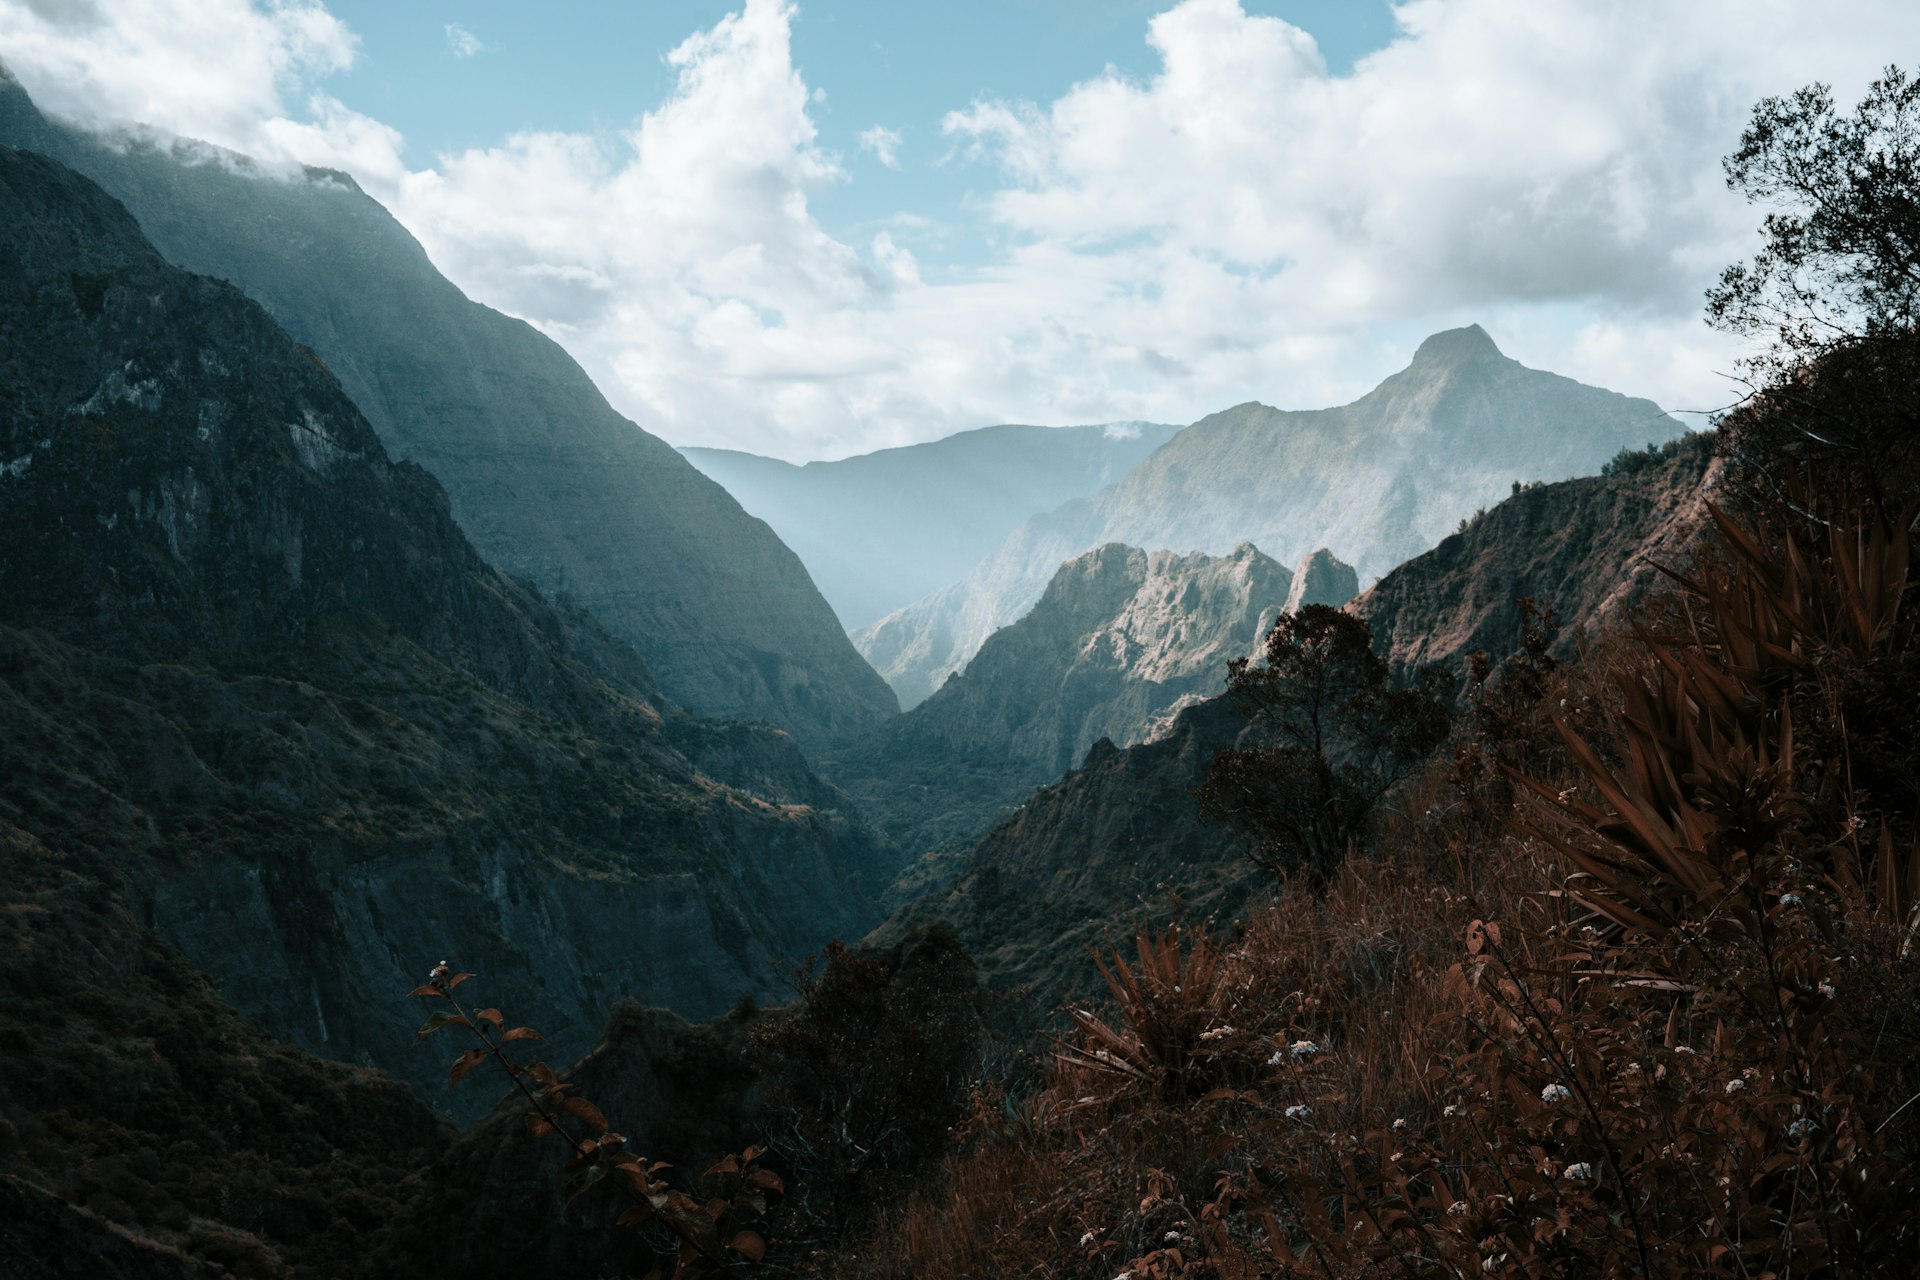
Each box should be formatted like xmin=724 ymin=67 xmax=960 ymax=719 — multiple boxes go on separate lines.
xmin=1788 ymin=1118 xmax=1818 ymax=1138
xmin=1444 ymin=1104 xmax=1464 ymax=1118
xmin=1079 ymin=1231 xmax=1098 ymax=1246
xmin=1200 ymin=1025 xmax=1235 ymax=1042
xmin=1674 ymin=1045 xmax=1696 ymax=1055
xmin=1447 ymin=1200 xmax=1470 ymax=1217
xmin=1725 ymin=1078 xmax=1746 ymax=1094
xmin=1391 ymin=1117 xmax=1408 ymax=1132
xmin=1267 ymin=1049 xmax=1286 ymax=1066
xmin=1540 ymin=1083 xmax=1572 ymax=1104
xmin=1164 ymin=1230 xmax=1181 ymax=1243
xmin=1563 ymin=1162 xmax=1594 ymax=1181
xmin=1779 ymin=893 xmax=1804 ymax=907
xmin=1817 ymin=979 xmax=1836 ymax=998
xmin=1291 ymin=1039 xmax=1320 ymax=1059
xmin=1286 ymin=1104 xmax=1313 ymax=1121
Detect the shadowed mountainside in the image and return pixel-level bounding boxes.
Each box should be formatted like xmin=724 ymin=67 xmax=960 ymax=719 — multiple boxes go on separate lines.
xmin=853 ymin=325 xmax=1684 ymax=708
xmin=681 ymin=421 xmax=1180 ymax=628
xmin=0 ymin=144 xmax=892 ymax=1154
xmin=0 ymin=69 xmax=896 ymax=746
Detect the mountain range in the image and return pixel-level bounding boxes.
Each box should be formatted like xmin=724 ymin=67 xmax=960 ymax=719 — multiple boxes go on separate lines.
xmin=0 ymin=68 xmax=896 ymax=746
xmin=680 ymin=421 xmax=1180 ymax=628
xmin=852 ymin=325 xmax=1684 ymax=708
xmin=871 ymin=430 xmax=1721 ymax=1005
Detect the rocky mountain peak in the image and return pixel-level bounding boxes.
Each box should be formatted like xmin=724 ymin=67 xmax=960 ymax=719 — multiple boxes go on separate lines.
xmin=1283 ymin=548 xmax=1360 ymax=614
xmin=1408 ymin=322 xmax=1505 ymax=370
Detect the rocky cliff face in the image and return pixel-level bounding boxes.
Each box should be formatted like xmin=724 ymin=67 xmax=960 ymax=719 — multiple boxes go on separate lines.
xmin=0 ymin=147 xmax=890 ymax=1138
xmin=828 ymin=542 xmax=1347 ymax=864
xmin=1350 ymin=434 xmax=1720 ymax=676
xmin=682 ymin=421 xmax=1180 ymax=629
xmin=1285 ymin=547 xmax=1362 ymax=615
xmin=854 ymin=325 xmax=1684 ymax=707
xmin=0 ymin=71 xmax=896 ymax=745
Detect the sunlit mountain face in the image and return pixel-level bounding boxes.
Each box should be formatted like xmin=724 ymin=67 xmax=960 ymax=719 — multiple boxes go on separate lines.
xmin=2 ymin=5 xmax=1916 ymax=1278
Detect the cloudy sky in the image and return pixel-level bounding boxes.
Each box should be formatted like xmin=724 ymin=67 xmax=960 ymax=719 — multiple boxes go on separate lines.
xmin=1 ymin=0 xmax=1913 ymax=459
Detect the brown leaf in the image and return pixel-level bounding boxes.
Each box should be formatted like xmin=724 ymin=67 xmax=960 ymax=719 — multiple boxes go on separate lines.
xmin=448 ymin=972 xmax=475 ymax=990
xmin=561 ymin=1096 xmax=609 ymax=1135
xmin=475 ymin=1007 xmax=504 ymax=1029
xmin=415 ymin=1012 xmax=470 ymax=1041
xmin=500 ymin=1026 xmax=544 ymax=1044
xmin=408 ymin=985 xmax=448 ymax=999
xmin=745 ymin=1166 xmax=785 ymax=1195
xmin=449 ymin=1047 xmax=488 ymax=1089
xmin=728 ymin=1230 xmax=767 ymax=1263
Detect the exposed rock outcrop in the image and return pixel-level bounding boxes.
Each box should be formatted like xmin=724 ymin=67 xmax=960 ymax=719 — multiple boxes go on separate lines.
xmin=1285 ymin=547 xmax=1362 ymax=615
xmin=854 ymin=325 xmax=1685 ymax=707
xmin=0 ymin=69 xmax=896 ymax=745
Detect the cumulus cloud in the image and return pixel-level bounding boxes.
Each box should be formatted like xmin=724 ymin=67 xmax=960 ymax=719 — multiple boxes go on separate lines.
xmin=858 ymin=123 xmax=901 ymax=168
xmin=3 ymin=0 xmax=1917 ymax=457
xmin=444 ymin=23 xmax=484 ymax=59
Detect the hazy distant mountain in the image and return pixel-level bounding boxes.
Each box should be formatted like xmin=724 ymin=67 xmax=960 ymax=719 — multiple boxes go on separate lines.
xmin=827 ymin=541 xmax=1354 ymax=861
xmin=680 ymin=421 xmax=1180 ymax=628
xmin=870 ymin=432 xmax=1720 ymax=1004
xmin=853 ymin=325 xmax=1684 ymax=707
xmin=0 ymin=145 xmax=889 ymax=1135
xmin=0 ymin=70 xmax=896 ymax=745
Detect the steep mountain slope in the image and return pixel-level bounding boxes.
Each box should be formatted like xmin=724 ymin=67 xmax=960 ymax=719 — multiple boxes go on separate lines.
xmin=0 ymin=145 xmax=890 ymax=1139
xmin=0 ymin=70 xmax=896 ymax=744
xmin=681 ymin=420 xmax=1180 ymax=628
xmin=828 ymin=543 xmax=1353 ymax=865
xmin=854 ymin=326 xmax=1683 ymax=707
xmin=876 ymin=432 xmax=1720 ymax=1002
xmin=1349 ymin=434 xmax=1719 ymax=673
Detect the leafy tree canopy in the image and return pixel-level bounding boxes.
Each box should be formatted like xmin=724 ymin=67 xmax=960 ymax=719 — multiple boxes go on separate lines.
xmin=1708 ymin=66 xmax=1920 ymax=367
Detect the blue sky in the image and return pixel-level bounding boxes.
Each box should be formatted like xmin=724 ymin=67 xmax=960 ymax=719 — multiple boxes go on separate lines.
xmin=322 ymin=1 xmax=1397 ymax=270
xmin=2 ymin=0 xmax=1914 ymax=459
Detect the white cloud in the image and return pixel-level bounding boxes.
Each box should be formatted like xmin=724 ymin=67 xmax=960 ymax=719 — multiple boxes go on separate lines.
xmin=0 ymin=0 xmax=404 ymax=183
xmin=858 ymin=123 xmax=901 ymax=168
xmin=4 ymin=0 xmax=1917 ymax=458
xmin=444 ymin=23 xmax=484 ymax=59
